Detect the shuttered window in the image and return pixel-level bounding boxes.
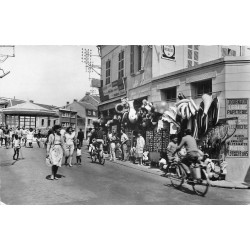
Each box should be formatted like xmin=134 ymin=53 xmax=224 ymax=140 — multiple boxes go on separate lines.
xmin=130 ymin=45 xmax=134 ymax=74
xmin=118 ymin=50 xmax=124 ymax=79
xmin=222 ymin=47 xmax=236 ymax=57
xmin=106 ymin=60 xmax=111 ymax=85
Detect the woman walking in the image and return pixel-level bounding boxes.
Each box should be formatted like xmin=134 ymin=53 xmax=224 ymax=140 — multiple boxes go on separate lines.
xmin=109 ymin=131 xmax=117 ymax=162
xmin=64 ymin=126 xmax=76 ymax=167
xmin=135 ymin=132 xmax=145 ymax=166
xmin=46 ymin=125 xmax=64 ymax=180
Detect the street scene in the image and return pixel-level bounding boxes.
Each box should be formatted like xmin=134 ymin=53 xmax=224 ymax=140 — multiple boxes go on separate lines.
xmin=1 ymin=45 xmax=250 ymax=205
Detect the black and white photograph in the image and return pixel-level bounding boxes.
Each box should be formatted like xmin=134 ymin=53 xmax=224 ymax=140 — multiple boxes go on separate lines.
xmin=1 ymin=44 xmax=250 ymax=205
xmin=1 ymin=1 xmax=250 ymax=250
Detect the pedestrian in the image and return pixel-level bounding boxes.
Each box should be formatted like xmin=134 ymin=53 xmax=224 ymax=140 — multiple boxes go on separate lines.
xmin=3 ymin=125 xmax=10 ymax=149
xmin=77 ymin=128 xmax=84 ymax=147
xmin=26 ymin=128 xmax=34 ymax=148
xmin=76 ymin=144 xmax=82 ymax=165
xmin=120 ymin=129 xmax=129 ymax=161
xmin=64 ymin=126 xmax=76 ymax=167
xmin=10 ymin=128 xmax=14 ymax=148
xmin=46 ymin=125 xmax=64 ymax=180
xmin=0 ymin=126 xmax=3 ymax=147
xmin=135 ymin=131 xmax=145 ymax=166
xmin=13 ymin=134 xmax=21 ymax=160
xmin=89 ymin=128 xmax=97 ymax=147
xmin=36 ymin=130 xmax=42 ymax=148
xmin=86 ymin=128 xmax=92 ymax=145
xmin=21 ymin=127 xmax=27 ymax=147
xmin=109 ymin=131 xmax=117 ymax=162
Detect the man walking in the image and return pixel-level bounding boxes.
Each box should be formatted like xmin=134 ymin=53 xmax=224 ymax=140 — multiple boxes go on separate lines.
xmin=121 ymin=129 xmax=129 ymax=161
xmin=77 ymin=128 xmax=84 ymax=147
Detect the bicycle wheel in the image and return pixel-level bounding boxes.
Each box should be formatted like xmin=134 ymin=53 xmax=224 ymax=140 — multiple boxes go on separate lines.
xmin=99 ymin=157 xmax=105 ymax=165
xmin=192 ymin=169 xmax=210 ymax=196
xmin=169 ymin=163 xmax=185 ymax=188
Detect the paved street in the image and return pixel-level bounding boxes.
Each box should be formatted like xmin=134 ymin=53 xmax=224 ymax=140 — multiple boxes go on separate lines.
xmin=1 ymin=144 xmax=250 ymax=205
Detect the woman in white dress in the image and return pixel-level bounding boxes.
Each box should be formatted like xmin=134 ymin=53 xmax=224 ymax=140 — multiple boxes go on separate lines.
xmin=46 ymin=125 xmax=64 ymax=180
xmin=64 ymin=126 xmax=76 ymax=167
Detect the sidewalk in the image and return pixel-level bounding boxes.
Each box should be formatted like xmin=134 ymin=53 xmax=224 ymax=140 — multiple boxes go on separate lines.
xmin=83 ymin=141 xmax=250 ymax=190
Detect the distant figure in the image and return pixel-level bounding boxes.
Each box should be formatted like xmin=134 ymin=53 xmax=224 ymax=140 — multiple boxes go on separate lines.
xmin=36 ymin=130 xmax=42 ymax=148
xmin=135 ymin=132 xmax=145 ymax=166
xmin=13 ymin=134 xmax=21 ymax=160
xmin=64 ymin=126 xmax=76 ymax=167
xmin=0 ymin=126 xmax=4 ymax=147
xmin=27 ymin=128 xmax=34 ymax=148
xmin=76 ymin=144 xmax=82 ymax=165
xmin=77 ymin=128 xmax=84 ymax=147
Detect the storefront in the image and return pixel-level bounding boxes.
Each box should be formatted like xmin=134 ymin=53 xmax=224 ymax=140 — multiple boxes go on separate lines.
xmin=148 ymin=56 xmax=250 ymax=182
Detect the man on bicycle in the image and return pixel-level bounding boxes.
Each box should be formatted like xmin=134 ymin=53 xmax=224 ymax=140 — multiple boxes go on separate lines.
xmin=173 ymin=129 xmax=201 ymax=179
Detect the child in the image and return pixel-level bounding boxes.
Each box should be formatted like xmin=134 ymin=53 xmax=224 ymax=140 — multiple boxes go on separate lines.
xmin=130 ymin=144 xmax=136 ymax=164
xmin=167 ymin=135 xmax=179 ymax=163
xmin=13 ymin=134 xmax=21 ymax=160
xmin=142 ymin=149 xmax=149 ymax=165
xmin=76 ymin=145 xmax=82 ymax=165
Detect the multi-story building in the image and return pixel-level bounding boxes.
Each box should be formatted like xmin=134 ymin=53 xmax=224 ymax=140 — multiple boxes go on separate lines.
xmin=64 ymin=92 xmax=99 ymax=138
xmin=98 ymin=45 xmax=250 ymax=183
xmin=58 ymin=108 xmax=77 ymax=130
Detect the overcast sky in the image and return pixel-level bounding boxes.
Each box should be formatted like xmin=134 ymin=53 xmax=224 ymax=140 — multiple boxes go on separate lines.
xmin=0 ymin=45 xmax=100 ymax=107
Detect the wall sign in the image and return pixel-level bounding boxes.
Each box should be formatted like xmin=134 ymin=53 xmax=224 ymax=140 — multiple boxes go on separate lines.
xmin=100 ymin=78 xmax=126 ymax=101
xmin=161 ymin=45 xmax=175 ymax=60
xmin=226 ymin=98 xmax=248 ymax=157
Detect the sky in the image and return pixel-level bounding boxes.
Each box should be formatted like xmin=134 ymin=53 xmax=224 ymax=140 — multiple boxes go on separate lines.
xmin=0 ymin=45 xmax=100 ymax=107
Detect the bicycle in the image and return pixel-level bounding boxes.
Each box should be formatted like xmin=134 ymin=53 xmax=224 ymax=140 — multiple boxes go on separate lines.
xmin=90 ymin=147 xmax=105 ymax=165
xmin=166 ymin=154 xmax=210 ymax=196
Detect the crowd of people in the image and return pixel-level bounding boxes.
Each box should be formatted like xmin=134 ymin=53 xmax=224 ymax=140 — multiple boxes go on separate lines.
xmin=87 ymin=127 xmax=147 ymax=166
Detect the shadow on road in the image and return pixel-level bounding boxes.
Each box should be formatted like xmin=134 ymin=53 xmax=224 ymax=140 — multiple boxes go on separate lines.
xmin=164 ymin=183 xmax=196 ymax=196
xmin=45 ymin=174 xmax=66 ymax=180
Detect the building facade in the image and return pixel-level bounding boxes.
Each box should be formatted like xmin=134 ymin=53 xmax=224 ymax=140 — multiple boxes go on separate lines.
xmin=98 ymin=45 xmax=250 ymax=183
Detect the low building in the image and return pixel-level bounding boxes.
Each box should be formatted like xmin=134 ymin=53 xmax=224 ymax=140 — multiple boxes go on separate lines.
xmin=2 ymin=100 xmax=59 ymax=130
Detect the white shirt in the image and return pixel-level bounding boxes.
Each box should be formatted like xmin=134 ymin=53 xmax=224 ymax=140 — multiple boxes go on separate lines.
xmin=76 ymin=148 xmax=82 ymax=156
xmin=65 ymin=133 xmax=75 ymax=145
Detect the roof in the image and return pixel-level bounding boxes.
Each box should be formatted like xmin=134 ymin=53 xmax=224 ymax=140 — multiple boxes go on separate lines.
xmin=2 ymin=101 xmax=58 ymax=117
xmin=77 ymin=101 xmax=97 ymax=110
xmin=34 ymin=103 xmax=59 ymax=110
xmin=90 ymin=95 xmax=100 ymax=103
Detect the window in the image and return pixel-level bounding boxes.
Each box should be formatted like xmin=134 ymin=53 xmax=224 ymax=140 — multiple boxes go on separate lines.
xmin=191 ymin=79 xmax=212 ymax=98
xmin=41 ymin=119 xmax=44 ymax=126
xmin=62 ymin=112 xmax=70 ymax=117
xmin=54 ymin=120 xmax=56 ymax=125
xmin=118 ymin=50 xmax=124 ymax=79
xmin=87 ymin=110 xmax=92 ymax=116
xmin=130 ymin=45 xmax=143 ymax=75
xmin=130 ymin=46 xmax=134 ymax=74
xmin=106 ymin=60 xmax=111 ymax=85
xmin=71 ymin=113 xmax=76 ymax=118
xmin=93 ymin=111 xmax=96 ymax=116
xmin=48 ymin=120 xmax=51 ymax=127
xmin=187 ymin=45 xmax=199 ymax=68
xmin=160 ymin=87 xmax=177 ymax=102
xmin=87 ymin=119 xmax=91 ymax=126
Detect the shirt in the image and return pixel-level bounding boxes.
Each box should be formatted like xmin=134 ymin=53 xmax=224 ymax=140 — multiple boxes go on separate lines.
xmin=76 ymin=148 xmax=82 ymax=156
xmin=167 ymin=141 xmax=178 ymax=156
xmin=65 ymin=133 xmax=75 ymax=145
xmin=177 ymin=135 xmax=198 ymax=153
xmin=13 ymin=139 xmax=20 ymax=148
xmin=121 ymin=133 xmax=129 ymax=144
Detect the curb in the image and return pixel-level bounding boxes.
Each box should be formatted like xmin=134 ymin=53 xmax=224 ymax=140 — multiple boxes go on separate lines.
xmin=83 ymin=150 xmax=250 ymax=190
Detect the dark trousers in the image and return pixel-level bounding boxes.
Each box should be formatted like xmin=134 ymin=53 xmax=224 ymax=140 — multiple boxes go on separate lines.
xmin=76 ymin=156 xmax=81 ymax=163
xmin=13 ymin=147 xmax=20 ymax=160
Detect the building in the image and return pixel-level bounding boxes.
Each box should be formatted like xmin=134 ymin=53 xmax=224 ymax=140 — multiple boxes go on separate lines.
xmin=98 ymin=45 xmax=153 ymax=118
xmin=97 ymin=45 xmax=250 ymax=183
xmin=64 ymin=93 xmax=99 ymax=138
xmin=58 ymin=108 xmax=77 ymax=130
xmin=1 ymin=98 xmax=59 ymax=129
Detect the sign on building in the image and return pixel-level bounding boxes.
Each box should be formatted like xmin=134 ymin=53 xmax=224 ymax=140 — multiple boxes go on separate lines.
xmin=226 ymin=98 xmax=248 ymax=157
xmin=161 ymin=45 xmax=175 ymax=60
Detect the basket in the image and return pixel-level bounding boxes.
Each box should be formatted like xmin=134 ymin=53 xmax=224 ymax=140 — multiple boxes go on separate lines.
xmin=191 ymin=165 xmax=201 ymax=179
